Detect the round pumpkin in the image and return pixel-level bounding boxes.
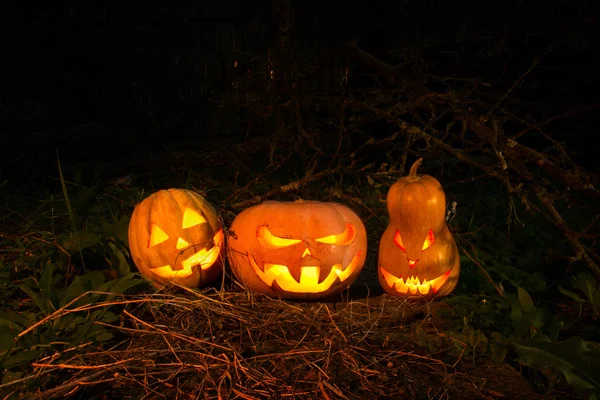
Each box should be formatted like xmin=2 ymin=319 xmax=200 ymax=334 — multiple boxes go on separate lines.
xmin=128 ymin=189 xmax=224 ymax=288
xmin=378 ymin=158 xmax=460 ymax=300
xmin=227 ymin=200 xmax=367 ymax=299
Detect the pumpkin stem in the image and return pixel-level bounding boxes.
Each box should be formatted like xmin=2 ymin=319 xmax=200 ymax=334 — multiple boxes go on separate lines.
xmin=408 ymin=158 xmax=424 ymax=178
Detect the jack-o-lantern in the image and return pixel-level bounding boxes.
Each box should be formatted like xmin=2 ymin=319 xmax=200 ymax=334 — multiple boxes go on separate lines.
xmin=227 ymin=200 xmax=367 ymax=300
xmin=128 ymin=189 xmax=224 ymax=288
xmin=378 ymin=158 xmax=460 ymax=300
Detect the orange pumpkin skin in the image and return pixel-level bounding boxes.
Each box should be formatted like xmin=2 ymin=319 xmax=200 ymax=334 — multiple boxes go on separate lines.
xmin=378 ymin=158 xmax=460 ymax=300
xmin=227 ymin=200 xmax=367 ymax=300
xmin=128 ymin=189 xmax=224 ymax=288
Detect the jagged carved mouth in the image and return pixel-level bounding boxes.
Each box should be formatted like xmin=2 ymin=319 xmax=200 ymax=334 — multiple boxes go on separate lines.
xmin=380 ymin=267 xmax=451 ymax=295
xmin=152 ymin=230 xmax=224 ymax=278
xmin=248 ymin=251 xmax=362 ymax=293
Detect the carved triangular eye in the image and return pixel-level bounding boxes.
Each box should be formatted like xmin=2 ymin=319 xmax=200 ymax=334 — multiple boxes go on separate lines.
xmin=393 ymin=229 xmax=406 ymax=252
xmin=257 ymin=225 xmax=302 ymax=248
xmin=315 ymin=222 xmax=356 ymax=245
xmin=182 ymin=208 xmax=207 ymax=229
xmin=149 ymin=223 xmax=169 ymax=247
xmin=421 ymin=229 xmax=435 ymax=251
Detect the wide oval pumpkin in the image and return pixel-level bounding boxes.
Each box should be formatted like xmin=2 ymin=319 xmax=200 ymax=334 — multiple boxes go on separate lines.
xmin=378 ymin=158 xmax=460 ymax=300
xmin=227 ymin=200 xmax=367 ymax=300
xmin=128 ymin=189 xmax=224 ymax=288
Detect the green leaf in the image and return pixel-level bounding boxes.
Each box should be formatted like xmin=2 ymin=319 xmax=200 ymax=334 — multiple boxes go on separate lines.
xmin=72 ymin=320 xmax=95 ymax=343
xmin=97 ymin=273 xmax=141 ymax=300
xmin=95 ymin=330 xmax=114 ymax=342
xmin=52 ymin=314 xmax=77 ymax=332
xmin=1 ymin=349 xmax=43 ymax=369
xmin=547 ymin=317 xmax=563 ymax=342
xmin=511 ymin=290 xmax=562 ymax=341
xmin=524 ymin=308 xmax=546 ymax=330
xmin=89 ymin=203 xmax=110 ymax=215
xmin=513 ymin=336 xmax=600 ymax=394
xmin=20 ymin=284 xmax=54 ymax=316
xmin=576 ymin=273 xmax=599 ymax=304
xmin=461 ymin=320 xmax=488 ymax=351
xmin=59 ymin=280 xmax=88 ymax=308
xmin=459 ymin=255 xmax=473 ymax=266
xmin=473 ymin=331 xmax=488 ymax=351
xmin=517 ymin=287 xmax=534 ymax=312
xmin=96 ymin=310 xmax=119 ymax=324
xmin=59 ymin=271 xmax=106 ymax=308
xmin=1 ymin=369 xmax=23 ymax=384
xmin=107 ymin=242 xmax=131 ymax=276
xmin=489 ymin=264 xmax=547 ymax=293
xmin=490 ymin=341 xmax=508 ymax=363
xmin=84 ymin=270 xmax=107 ymax=291
xmin=108 ymin=215 xmax=130 ymax=244
xmin=0 ymin=311 xmax=28 ymax=330
xmin=559 ymin=286 xmax=584 ymax=303
xmin=39 ymin=263 xmax=61 ymax=311
xmin=61 ymin=231 xmax=102 ymax=253
xmin=511 ymin=303 xmax=529 ymax=338
xmin=0 ymin=329 xmax=17 ymax=352
xmin=39 ymin=263 xmax=56 ymax=293
xmin=592 ymin=292 xmax=600 ymax=309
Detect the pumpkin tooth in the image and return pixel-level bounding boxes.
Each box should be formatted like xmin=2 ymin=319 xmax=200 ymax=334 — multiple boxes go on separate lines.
xmin=263 ymin=263 xmax=276 ymax=273
xmin=417 ymin=281 xmax=430 ymax=295
xmin=299 ymin=266 xmax=320 ymax=286
xmin=380 ymin=267 xmax=452 ymax=296
xmin=288 ymin=264 xmax=304 ymax=283
xmin=256 ymin=263 xmax=288 ymax=286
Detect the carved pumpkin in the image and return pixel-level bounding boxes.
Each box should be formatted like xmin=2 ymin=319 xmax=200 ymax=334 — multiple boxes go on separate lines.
xmin=227 ymin=200 xmax=367 ymax=299
xmin=128 ymin=189 xmax=224 ymax=288
xmin=378 ymin=158 xmax=460 ymax=300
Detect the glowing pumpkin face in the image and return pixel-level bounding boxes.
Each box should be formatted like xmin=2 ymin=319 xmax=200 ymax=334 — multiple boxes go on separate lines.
xmin=378 ymin=158 xmax=460 ymax=300
xmin=128 ymin=189 xmax=224 ymax=288
xmin=227 ymin=200 xmax=367 ymax=299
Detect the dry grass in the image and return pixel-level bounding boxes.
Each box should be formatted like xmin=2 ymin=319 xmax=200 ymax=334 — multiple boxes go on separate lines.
xmin=6 ymin=286 xmax=541 ymax=400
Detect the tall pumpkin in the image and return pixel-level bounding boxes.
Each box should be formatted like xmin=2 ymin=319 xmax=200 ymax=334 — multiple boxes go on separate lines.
xmin=378 ymin=158 xmax=460 ymax=300
xmin=128 ymin=189 xmax=224 ymax=288
xmin=227 ymin=200 xmax=367 ymax=300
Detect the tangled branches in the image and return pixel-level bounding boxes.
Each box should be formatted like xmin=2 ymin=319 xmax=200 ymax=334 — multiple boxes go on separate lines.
xmin=226 ymin=35 xmax=599 ymax=281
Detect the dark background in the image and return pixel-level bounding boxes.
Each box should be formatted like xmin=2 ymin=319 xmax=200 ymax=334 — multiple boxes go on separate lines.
xmin=1 ymin=0 xmax=598 ymax=191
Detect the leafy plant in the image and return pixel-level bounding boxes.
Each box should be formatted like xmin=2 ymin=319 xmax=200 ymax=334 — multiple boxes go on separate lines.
xmin=0 ymin=183 xmax=144 ymax=391
xmin=1 ymin=269 xmax=141 ymax=372
xmin=509 ymin=287 xmax=600 ymax=398
xmin=511 ymin=287 xmax=562 ymax=341
xmin=559 ymin=272 xmax=600 ymax=319
xmin=513 ymin=337 xmax=600 ymax=398
xmin=452 ymin=317 xmax=490 ymax=365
